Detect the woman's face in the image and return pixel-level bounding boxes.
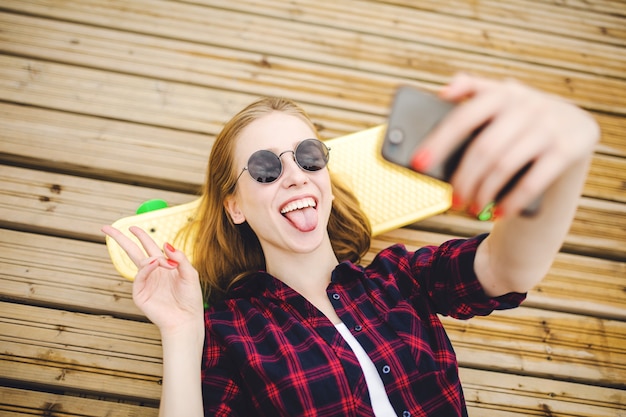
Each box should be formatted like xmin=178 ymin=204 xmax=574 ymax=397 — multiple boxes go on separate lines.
xmin=224 ymin=112 xmax=334 ymax=257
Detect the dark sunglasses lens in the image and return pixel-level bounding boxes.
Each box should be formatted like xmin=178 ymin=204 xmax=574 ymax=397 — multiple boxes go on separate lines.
xmin=247 ymin=150 xmax=282 ymax=183
xmin=296 ymin=139 xmax=329 ymax=171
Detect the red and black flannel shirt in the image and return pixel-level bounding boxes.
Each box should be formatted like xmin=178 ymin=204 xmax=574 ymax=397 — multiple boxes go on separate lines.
xmin=202 ymin=234 xmax=526 ymax=416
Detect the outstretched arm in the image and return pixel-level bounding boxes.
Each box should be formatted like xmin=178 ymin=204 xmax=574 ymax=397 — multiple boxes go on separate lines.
xmin=475 ymin=155 xmax=593 ymax=297
xmin=102 ymin=225 xmax=205 ymax=417
xmin=414 ymin=74 xmax=599 ymax=297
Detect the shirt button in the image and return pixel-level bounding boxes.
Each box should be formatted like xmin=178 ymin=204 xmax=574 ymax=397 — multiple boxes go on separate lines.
xmin=382 ymin=365 xmax=391 ymax=374
xmin=332 ymin=293 xmax=340 ymax=300
xmin=402 ymin=411 xmax=411 ymax=417
xmin=354 ymin=324 xmax=362 ymax=332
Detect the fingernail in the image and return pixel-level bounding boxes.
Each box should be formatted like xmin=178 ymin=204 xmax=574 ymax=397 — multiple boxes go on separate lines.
xmin=411 ymin=150 xmax=431 ymax=172
xmin=452 ymin=193 xmax=464 ymax=209
xmin=493 ymin=206 xmax=505 ymax=219
xmin=149 ymin=259 xmax=158 ymax=265
xmin=468 ymin=203 xmax=480 ymax=216
xmin=167 ymin=259 xmax=179 ymax=267
xmin=164 ymin=242 xmax=175 ymax=252
xmin=476 ymin=202 xmax=496 ymax=221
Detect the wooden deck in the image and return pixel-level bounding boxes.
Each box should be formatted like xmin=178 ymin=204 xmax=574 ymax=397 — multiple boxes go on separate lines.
xmin=0 ymin=1 xmax=625 ymax=415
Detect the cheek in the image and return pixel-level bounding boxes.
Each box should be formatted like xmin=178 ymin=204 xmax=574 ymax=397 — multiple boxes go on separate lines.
xmin=320 ymin=177 xmax=335 ymax=212
xmin=238 ymin=184 xmax=275 ymax=215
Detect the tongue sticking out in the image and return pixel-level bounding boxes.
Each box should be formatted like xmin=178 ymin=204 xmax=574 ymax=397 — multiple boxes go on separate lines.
xmin=283 ymin=206 xmax=318 ymax=232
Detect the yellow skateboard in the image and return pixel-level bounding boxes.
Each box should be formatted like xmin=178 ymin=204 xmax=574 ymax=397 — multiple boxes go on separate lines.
xmin=106 ymin=125 xmax=452 ymax=280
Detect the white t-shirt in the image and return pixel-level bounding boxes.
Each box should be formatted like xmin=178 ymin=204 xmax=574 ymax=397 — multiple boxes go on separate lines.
xmin=335 ymin=322 xmax=398 ymax=417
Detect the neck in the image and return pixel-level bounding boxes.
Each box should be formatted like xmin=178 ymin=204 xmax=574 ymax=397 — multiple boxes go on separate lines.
xmin=263 ymin=239 xmax=339 ymax=299
xmin=263 ymin=237 xmax=342 ymax=324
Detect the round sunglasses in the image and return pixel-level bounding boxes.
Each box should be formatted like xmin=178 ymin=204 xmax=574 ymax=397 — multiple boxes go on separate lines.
xmin=236 ymin=138 xmax=330 ymax=184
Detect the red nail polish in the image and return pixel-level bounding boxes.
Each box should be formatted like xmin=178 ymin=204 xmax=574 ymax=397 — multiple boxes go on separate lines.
xmin=493 ymin=206 xmax=505 ymax=219
xmin=452 ymin=193 xmax=464 ymax=209
xmin=164 ymin=242 xmax=175 ymax=252
xmin=411 ymin=150 xmax=430 ymax=172
xmin=167 ymin=259 xmax=179 ymax=267
xmin=469 ymin=203 xmax=480 ymax=216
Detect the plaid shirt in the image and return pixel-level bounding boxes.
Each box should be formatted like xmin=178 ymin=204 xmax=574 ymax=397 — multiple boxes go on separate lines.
xmin=202 ymin=234 xmax=526 ymax=416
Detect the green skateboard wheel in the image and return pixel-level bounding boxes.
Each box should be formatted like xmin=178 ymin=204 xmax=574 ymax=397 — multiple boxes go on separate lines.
xmin=136 ymin=199 xmax=168 ymax=214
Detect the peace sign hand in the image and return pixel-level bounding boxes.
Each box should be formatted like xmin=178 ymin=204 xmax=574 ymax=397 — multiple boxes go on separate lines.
xmin=102 ymin=225 xmax=204 ymax=338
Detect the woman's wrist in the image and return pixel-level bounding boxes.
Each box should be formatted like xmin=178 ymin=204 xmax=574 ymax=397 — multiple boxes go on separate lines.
xmin=160 ymin=319 xmax=206 ymax=352
xmin=158 ymin=320 xmax=205 ymax=417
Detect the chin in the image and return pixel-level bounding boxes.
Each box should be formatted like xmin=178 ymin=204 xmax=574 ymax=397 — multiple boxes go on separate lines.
xmin=287 ymin=228 xmax=330 ymax=254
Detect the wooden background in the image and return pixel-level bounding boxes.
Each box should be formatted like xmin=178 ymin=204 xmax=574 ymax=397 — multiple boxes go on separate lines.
xmin=0 ymin=1 xmax=625 ymax=415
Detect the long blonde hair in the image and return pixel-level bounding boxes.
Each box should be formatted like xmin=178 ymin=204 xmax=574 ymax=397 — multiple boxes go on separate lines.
xmin=184 ymin=97 xmax=371 ymax=304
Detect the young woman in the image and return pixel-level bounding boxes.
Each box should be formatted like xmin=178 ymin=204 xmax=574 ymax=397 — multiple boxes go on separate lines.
xmin=103 ymin=73 xmax=599 ymax=417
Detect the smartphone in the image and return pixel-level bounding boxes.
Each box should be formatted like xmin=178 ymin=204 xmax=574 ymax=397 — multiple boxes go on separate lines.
xmin=381 ymin=85 xmax=476 ymax=182
xmin=381 ymin=85 xmax=541 ymax=216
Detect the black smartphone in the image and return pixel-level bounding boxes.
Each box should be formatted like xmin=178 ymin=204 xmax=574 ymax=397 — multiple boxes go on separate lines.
xmin=381 ymin=85 xmax=541 ymax=216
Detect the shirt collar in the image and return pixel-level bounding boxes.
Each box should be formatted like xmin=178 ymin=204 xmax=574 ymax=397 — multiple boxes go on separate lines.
xmin=225 ymin=260 xmax=364 ymax=302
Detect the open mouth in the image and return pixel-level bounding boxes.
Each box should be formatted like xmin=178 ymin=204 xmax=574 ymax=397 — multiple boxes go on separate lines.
xmin=280 ymin=197 xmax=318 ymax=232
xmin=280 ymin=197 xmax=317 ymax=214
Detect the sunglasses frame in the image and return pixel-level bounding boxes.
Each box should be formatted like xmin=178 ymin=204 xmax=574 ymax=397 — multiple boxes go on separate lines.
xmin=236 ymin=138 xmax=331 ymax=184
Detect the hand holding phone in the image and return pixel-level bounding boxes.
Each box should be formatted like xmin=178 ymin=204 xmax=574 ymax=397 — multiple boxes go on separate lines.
xmin=381 ymin=85 xmax=541 ymax=217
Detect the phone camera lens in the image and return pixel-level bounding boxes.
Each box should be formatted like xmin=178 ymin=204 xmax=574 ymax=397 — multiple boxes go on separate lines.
xmin=388 ymin=128 xmax=404 ymax=145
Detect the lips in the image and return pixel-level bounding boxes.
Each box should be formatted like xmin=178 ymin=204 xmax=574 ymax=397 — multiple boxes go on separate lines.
xmin=280 ymin=197 xmax=318 ymax=232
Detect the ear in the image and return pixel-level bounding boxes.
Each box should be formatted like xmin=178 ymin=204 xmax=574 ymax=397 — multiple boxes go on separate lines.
xmin=224 ymin=196 xmax=246 ymax=224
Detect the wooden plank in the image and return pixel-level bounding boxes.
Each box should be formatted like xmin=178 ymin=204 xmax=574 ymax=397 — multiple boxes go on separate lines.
xmin=2 ymin=348 xmax=623 ymax=417
xmin=0 ymin=55 xmax=376 ymax=137
xmin=2 ymin=374 xmax=624 ymax=417
xmin=595 ymin=112 xmax=626 ymax=156
xmin=1 ymin=3 xmax=625 ymax=114
xmin=0 ymin=104 xmax=212 ymax=193
xmin=195 ymin=0 xmax=626 ymax=77
xmin=0 ymin=345 xmax=160 ymax=403
xmin=526 ymin=252 xmax=626 ymax=321
xmin=0 ymin=229 xmax=141 ymax=319
xmin=0 ymin=165 xmax=193 ymax=242
xmin=9 ymin=0 xmax=626 ymax=81
xmin=0 ymin=372 xmax=611 ymax=417
xmin=414 ymin=197 xmax=626 ymax=261
xmin=443 ymin=307 xmax=626 ymax=389
xmin=0 ymin=302 xmax=162 ymax=402
xmin=0 ymin=12 xmax=396 ymax=118
xmin=0 ymin=55 xmax=243 ymax=135
xmin=585 ymin=154 xmax=626 ymax=203
xmin=461 ymin=368 xmax=626 ymax=417
xmin=529 ymin=0 xmax=626 ymax=17
xmin=0 ymin=386 xmax=158 ymax=417
xmin=377 ymin=0 xmax=626 ymax=45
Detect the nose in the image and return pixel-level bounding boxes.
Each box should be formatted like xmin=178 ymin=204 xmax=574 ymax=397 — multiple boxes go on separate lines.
xmin=279 ymin=151 xmax=308 ymax=186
